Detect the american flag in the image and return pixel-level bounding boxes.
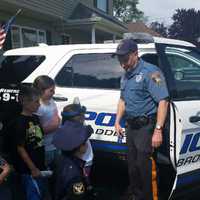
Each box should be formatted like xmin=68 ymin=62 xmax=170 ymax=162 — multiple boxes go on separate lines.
xmin=0 ymin=27 xmax=6 ymax=49
xmin=0 ymin=9 xmax=21 ymax=50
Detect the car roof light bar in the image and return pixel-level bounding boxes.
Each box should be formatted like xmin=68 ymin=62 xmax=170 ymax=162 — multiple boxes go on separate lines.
xmin=123 ymin=32 xmax=154 ymax=44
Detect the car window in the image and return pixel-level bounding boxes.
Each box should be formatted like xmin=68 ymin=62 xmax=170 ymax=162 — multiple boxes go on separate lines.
xmin=167 ymin=54 xmax=200 ymax=79
xmin=140 ymin=53 xmax=159 ymax=67
xmin=55 ymin=53 xmax=123 ymax=89
xmin=0 ymin=55 xmax=45 ymax=83
xmin=165 ymin=47 xmax=200 ymax=100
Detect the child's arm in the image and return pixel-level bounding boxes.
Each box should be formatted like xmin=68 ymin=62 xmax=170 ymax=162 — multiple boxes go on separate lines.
xmin=17 ymin=145 xmax=41 ymax=178
xmin=43 ymin=111 xmax=60 ymax=134
xmin=0 ymin=159 xmax=10 ymax=184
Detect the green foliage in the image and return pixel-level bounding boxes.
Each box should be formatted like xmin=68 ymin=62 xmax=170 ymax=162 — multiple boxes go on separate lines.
xmin=113 ymin=0 xmax=144 ymax=23
xmin=150 ymin=21 xmax=168 ymax=37
xmin=168 ymin=9 xmax=200 ymax=45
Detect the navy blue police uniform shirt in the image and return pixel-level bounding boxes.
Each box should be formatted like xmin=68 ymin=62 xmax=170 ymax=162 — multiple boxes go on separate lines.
xmin=55 ymin=154 xmax=88 ymax=200
xmin=120 ymin=59 xmax=169 ymax=118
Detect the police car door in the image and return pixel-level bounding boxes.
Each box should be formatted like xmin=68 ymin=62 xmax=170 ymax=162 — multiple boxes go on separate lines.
xmin=156 ymin=43 xmax=200 ymax=196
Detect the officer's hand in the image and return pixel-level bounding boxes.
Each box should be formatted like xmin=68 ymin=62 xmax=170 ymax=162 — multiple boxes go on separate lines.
xmin=114 ymin=122 xmax=123 ymax=136
xmin=152 ymin=129 xmax=163 ymax=148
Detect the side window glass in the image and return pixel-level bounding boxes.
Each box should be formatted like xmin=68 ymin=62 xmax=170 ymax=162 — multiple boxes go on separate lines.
xmin=55 ymin=59 xmax=73 ymax=86
xmin=55 ymin=53 xmax=123 ymax=89
xmin=0 ymin=55 xmax=45 ymax=83
xmin=140 ymin=53 xmax=159 ymax=67
xmin=167 ymin=54 xmax=200 ymax=80
xmin=165 ymin=47 xmax=200 ymax=100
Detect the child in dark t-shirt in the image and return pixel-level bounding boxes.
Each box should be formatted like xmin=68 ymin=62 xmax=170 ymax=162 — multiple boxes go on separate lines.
xmin=11 ymin=86 xmax=46 ymax=200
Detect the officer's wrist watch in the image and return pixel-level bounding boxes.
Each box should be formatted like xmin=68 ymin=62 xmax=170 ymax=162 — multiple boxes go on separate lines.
xmin=155 ymin=124 xmax=162 ymax=130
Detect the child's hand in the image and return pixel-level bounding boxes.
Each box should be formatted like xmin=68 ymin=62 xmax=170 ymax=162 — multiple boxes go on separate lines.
xmin=0 ymin=162 xmax=10 ymax=184
xmin=31 ymin=167 xmax=41 ymax=178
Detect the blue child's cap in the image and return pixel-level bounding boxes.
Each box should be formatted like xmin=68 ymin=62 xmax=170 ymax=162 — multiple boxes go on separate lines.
xmin=52 ymin=121 xmax=93 ymax=151
xmin=113 ymin=38 xmax=138 ymax=56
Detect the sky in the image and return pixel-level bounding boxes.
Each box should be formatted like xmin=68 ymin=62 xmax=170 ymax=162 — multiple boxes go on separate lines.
xmin=137 ymin=0 xmax=200 ymax=25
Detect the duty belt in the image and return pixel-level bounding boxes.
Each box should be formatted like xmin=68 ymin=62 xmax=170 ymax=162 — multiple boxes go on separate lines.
xmin=126 ymin=114 xmax=156 ymax=129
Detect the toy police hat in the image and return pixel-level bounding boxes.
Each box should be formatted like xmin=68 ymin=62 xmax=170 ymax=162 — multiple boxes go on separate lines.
xmin=52 ymin=121 xmax=93 ymax=151
xmin=113 ymin=38 xmax=138 ymax=56
xmin=61 ymin=104 xmax=86 ymax=118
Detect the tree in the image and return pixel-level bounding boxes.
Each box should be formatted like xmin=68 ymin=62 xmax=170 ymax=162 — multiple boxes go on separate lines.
xmin=150 ymin=21 xmax=168 ymax=37
xmin=168 ymin=9 xmax=200 ymax=45
xmin=113 ymin=0 xmax=144 ymax=23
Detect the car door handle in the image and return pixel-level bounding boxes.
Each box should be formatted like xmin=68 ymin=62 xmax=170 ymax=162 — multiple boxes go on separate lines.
xmin=53 ymin=96 xmax=68 ymax=102
xmin=189 ymin=116 xmax=200 ymax=123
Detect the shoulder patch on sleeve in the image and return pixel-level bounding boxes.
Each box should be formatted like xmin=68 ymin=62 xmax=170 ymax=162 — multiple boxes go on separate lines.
xmin=72 ymin=182 xmax=85 ymax=195
xmin=150 ymin=71 xmax=162 ymax=85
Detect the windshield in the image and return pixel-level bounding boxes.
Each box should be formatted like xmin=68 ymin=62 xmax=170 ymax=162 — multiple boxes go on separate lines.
xmin=0 ymin=55 xmax=45 ymax=83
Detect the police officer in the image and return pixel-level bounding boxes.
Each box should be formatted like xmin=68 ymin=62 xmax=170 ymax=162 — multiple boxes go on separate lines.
xmin=113 ymin=39 xmax=169 ymax=200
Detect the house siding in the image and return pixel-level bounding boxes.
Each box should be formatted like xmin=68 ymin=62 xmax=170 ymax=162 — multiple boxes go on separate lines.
xmin=2 ymin=0 xmax=112 ymax=19
xmin=2 ymin=0 xmax=77 ymax=20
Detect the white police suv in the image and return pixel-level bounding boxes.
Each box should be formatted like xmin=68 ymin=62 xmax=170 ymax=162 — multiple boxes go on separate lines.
xmin=0 ymin=34 xmax=200 ymax=199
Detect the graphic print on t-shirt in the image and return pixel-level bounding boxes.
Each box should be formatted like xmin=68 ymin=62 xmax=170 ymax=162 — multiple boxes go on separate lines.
xmin=26 ymin=122 xmax=43 ymax=148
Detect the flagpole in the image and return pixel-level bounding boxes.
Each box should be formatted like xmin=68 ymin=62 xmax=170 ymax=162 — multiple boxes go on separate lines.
xmin=15 ymin=9 xmax=22 ymax=17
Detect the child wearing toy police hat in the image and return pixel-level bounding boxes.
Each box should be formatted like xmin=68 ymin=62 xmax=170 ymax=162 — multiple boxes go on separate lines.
xmin=61 ymin=99 xmax=93 ymax=179
xmin=67 ymin=97 xmax=93 ymax=179
xmin=52 ymin=100 xmax=95 ymax=200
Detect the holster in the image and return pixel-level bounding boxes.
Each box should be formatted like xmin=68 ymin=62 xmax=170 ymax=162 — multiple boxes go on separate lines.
xmin=127 ymin=115 xmax=156 ymax=129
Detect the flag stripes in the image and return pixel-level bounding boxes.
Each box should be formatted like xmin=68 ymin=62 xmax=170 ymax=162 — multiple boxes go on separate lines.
xmin=0 ymin=9 xmax=21 ymax=49
xmin=0 ymin=28 xmax=6 ymax=49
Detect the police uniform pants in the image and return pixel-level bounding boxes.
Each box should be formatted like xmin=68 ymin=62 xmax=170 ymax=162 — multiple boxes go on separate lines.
xmin=126 ymin=122 xmax=159 ymax=200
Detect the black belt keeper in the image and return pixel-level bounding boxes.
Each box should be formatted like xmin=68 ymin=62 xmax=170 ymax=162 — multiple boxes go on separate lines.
xmin=126 ymin=114 xmax=156 ymax=129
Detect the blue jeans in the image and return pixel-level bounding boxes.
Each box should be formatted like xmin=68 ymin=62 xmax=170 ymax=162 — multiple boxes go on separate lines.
xmin=21 ymin=174 xmax=47 ymax=200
